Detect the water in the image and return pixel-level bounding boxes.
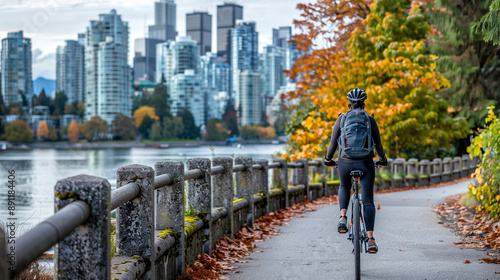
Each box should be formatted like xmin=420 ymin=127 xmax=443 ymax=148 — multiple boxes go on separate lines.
xmin=0 ymin=144 xmax=286 ymax=232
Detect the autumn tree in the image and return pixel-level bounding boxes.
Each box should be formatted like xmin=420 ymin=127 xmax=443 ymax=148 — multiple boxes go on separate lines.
xmin=67 ymin=119 xmax=80 ymax=142
xmin=112 ymin=114 xmax=137 ymax=140
xmin=36 ymin=121 xmax=49 ymax=140
xmin=47 ymin=127 xmax=59 ymax=141
xmin=285 ymin=0 xmax=469 ymax=160
xmin=81 ymin=116 xmax=108 ymax=141
xmin=222 ymin=99 xmax=239 ymax=137
xmin=133 ymin=106 xmax=159 ymax=128
xmin=428 ymin=0 xmax=500 ymax=129
xmin=3 ymin=119 xmax=33 ymax=143
xmin=204 ymin=119 xmax=227 ymax=141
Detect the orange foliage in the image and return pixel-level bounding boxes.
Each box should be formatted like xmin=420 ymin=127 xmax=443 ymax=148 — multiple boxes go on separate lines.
xmin=67 ymin=119 xmax=80 ymax=142
xmin=36 ymin=121 xmax=49 ymax=139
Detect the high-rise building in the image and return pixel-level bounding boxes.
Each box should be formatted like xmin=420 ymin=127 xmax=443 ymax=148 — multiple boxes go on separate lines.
xmin=84 ymin=10 xmax=132 ymax=125
xmin=56 ymin=36 xmax=85 ymax=104
xmin=260 ymin=45 xmax=286 ymax=100
xmin=187 ymin=12 xmax=212 ymax=57
xmin=217 ymin=3 xmax=243 ymax=63
xmin=133 ymin=38 xmax=164 ymax=81
xmin=200 ymin=52 xmax=230 ymax=121
xmin=1 ymin=31 xmax=33 ymax=107
xmin=231 ymin=20 xmax=258 ymax=104
xmin=156 ymin=36 xmax=198 ymax=84
xmin=169 ymin=70 xmax=205 ymax=127
xmin=238 ymin=70 xmax=261 ymax=126
xmin=149 ymin=0 xmax=177 ymax=41
xmin=272 ymin=26 xmax=291 ymax=48
xmin=199 ymin=52 xmax=230 ymax=93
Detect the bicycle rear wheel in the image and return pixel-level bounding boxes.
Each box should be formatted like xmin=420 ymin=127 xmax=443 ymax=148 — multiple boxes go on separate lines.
xmin=353 ymin=196 xmax=361 ymax=280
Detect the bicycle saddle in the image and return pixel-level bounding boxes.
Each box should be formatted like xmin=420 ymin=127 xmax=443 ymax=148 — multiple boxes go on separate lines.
xmin=350 ymin=170 xmax=364 ymax=178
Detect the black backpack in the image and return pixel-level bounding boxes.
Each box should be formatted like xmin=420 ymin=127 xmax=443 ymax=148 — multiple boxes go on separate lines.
xmin=338 ymin=109 xmax=374 ymax=158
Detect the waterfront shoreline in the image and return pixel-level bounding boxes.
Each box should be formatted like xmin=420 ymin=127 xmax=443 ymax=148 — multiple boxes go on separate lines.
xmin=5 ymin=139 xmax=285 ymax=150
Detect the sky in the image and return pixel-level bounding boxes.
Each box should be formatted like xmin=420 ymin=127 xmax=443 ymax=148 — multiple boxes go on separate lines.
xmin=0 ymin=0 xmax=315 ymax=80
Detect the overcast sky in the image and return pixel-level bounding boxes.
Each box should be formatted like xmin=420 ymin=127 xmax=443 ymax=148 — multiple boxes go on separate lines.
xmin=0 ymin=0 xmax=314 ymax=80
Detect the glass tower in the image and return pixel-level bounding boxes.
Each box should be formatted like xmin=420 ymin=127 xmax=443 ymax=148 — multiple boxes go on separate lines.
xmin=149 ymin=0 xmax=177 ymax=41
xmin=217 ymin=3 xmax=243 ymax=63
xmin=56 ymin=36 xmax=85 ymax=104
xmin=187 ymin=12 xmax=212 ymax=57
xmin=84 ymin=9 xmax=132 ymax=125
xmin=1 ymin=31 xmax=33 ymax=108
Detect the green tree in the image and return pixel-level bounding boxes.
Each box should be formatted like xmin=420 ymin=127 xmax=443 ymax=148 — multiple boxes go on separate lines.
xmin=47 ymin=127 xmax=59 ymax=141
xmin=52 ymin=91 xmax=68 ymax=116
xmin=81 ymin=116 xmax=108 ymax=141
xmin=150 ymin=120 xmax=162 ymax=140
xmin=222 ymin=99 xmax=239 ymax=137
xmin=204 ymin=119 xmax=226 ymax=141
xmin=162 ymin=116 xmax=184 ymax=139
xmin=473 ymin=0 xmax=500 ymax=45
xmin=112 ymin=114 xmax=137 ymax=140
xmin=240 ymin=125 xmax=259 ymax=139
xmin=138 ymin=114 xmax=153 ymax=139
xmin=34 ymin=89 xmax=51 ymax=107
xmin=3 ymin=119 xmax=33 ymax=143
xmin=76 ymin=102 xmax=85 ymax=119
xmin=150 ymin=82 xmax=170 ymax=123
xmin=178 ymin=109 xmax=200 ymax=139
xmin=428 ymin=0 xmax=500 ymax=129
xmin=0 ymin=91 xmax=6 ymax=116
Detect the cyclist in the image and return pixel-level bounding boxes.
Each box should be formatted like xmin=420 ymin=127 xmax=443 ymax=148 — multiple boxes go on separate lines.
xmin=324 ymin=88 xmax=387 ymax=253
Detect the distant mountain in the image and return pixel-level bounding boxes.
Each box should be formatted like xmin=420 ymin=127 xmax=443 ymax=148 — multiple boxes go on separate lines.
xmin=33 ymin=77 xmax=56 ymax=97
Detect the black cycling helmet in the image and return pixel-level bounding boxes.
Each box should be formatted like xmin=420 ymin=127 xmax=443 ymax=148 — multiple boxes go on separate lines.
xmin=346 ymin=88 xmax=367 ymax=102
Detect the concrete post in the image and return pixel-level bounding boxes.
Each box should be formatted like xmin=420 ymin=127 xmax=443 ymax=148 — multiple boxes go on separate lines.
xmin=273 ymin=158 xmax=288 ymax=207
xmin=294 ymin=159 xmax=309 ymax=201
xmin=116 ymin=165 xmax=155 ymax=261
xmin=187 ymin=158 xmax=212 ymax=253
xmin=442 ymin=157 xmax=452 ymax=182
xmin=54 ymin=175 xmax=111 ymax=280
xmin=418 ymin=159 xmax=430 ymax=186
xmin=212 ymin=157 xmax=234 ymax=237
xmin=235 ymin=156 xmax=254 ymax=227
xmin=0 ymin=228 xmax=7 ymax=280
xmin=430 ymin=158 xmax=442 ymax=184
xmin=461 ymin=154 xmax=470 ymax=177
xmin=453 ymin=156 xmax=462 ymax=180
xmin=313 ymin=158 xmax=326 ymax=197
xmin=155 ymin=160 xmax=185 ymax=276
xmin=253 ymin=159 xmax=269 ymax=214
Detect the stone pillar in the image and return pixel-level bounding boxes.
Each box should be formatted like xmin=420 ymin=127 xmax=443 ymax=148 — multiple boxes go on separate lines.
xmin=0 ymin=228 xmax=7 ymax=280
xmin=253 ymin=159 xmax=269 ymax=214
xmin=235 ymin=156 xmax=254 ymax=227
xmin=187 ymin=158 xmax=212 ymax=253
xmin=461 ymin=154 xmax=470 ymax=177
xmin=442 ymin=157 xmax=452 ymax=182
xmin=452 ymin=156 xmax=462 ymax=180
xmin=430 ymin=158 xmax=442 ymax=184
xmin=116 ymin=165 xmax=155 ymax=262
xmin=313 ymin=158 xmax=326 ymax=197
xmin=294 ymin=159 xmax=309 ymax=201
xmin=55 ymin=175 xmax=111 ymax=280
xmin=418 ymin=159 xmax=430 ymax=186
xmin=212 ymin=157 xmax=234 ymax=237
xmin=155 ymin=160 xmax=185 ymax=275
xmin=273 ymin=158 xmax=288 ymax=207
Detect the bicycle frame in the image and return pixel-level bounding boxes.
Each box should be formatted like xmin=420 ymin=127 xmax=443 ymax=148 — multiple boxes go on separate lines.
xmin=347 ymin=174 xmax=369 ymax=251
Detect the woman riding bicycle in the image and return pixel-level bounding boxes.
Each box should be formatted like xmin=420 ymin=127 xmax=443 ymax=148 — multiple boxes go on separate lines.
xmin=324 ymin=88 xmax=387 ymax=254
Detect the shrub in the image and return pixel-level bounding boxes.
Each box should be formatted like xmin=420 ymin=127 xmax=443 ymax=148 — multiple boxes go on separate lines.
xmin=467 ymin=106 xmax=500 ymax=218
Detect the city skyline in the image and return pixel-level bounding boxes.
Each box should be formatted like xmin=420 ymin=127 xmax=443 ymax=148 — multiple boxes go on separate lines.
xmin=0 ymin=0 xmax=314 ymax=80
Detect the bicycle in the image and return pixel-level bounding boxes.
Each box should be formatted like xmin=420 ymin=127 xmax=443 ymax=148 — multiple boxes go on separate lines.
xmin=347 ymin=169 xmax=368 ymax=280
xmin=327 ymin=160 xmax=380 ymax=280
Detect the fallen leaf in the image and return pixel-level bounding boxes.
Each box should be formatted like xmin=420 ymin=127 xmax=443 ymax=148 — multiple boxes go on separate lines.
xmin=439 ymin=240 xmax=443 ymax=242
xmin=398 ymin=249 xmax=406 ymax=251
xmin=377 ymin=204 xmax=381 ymax=210
xmin=464 ymin=260 xmax=470 ymax=263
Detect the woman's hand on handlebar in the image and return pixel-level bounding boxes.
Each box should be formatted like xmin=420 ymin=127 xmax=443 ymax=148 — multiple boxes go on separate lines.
xmin=374 ymin=159 xmax=388 ymax=168
xmin=324 ymin=158 xmax=337 ymax=168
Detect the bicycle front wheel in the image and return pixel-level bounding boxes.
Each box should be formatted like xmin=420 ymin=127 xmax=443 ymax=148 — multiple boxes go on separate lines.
xmin=353 ymin=196 xmax=361 ymax=280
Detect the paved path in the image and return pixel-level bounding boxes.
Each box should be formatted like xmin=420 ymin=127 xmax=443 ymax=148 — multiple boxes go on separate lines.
xmin=230 ymin=181 xmax=500 ymax=279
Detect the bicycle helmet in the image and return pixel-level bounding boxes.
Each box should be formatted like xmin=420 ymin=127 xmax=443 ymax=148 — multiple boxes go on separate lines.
xmin=346 ymin=88 xmax=367 ymax=102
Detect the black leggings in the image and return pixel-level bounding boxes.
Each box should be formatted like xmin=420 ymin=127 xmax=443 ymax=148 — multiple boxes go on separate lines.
xmin=338 ymin=158 xmax=376 ymax=231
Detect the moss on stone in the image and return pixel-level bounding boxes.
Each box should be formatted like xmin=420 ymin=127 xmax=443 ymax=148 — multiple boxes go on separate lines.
xmin=326 ymin=180 xmax=340 ymax=185
xmin=132 ymin=255 xmax=140 ymax=259
xmin=157 ymin=229 xmax=175 ymax=239
xmin=55 ymin=191 xmax=80 ymax=201
xmin=120 ymin=268 xmax=128 ymax=272
xmin=233 ymin=198 xmax=245 ymax=204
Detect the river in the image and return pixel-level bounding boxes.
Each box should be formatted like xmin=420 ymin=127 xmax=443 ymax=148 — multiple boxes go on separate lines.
xmin=0 ymin=144 xmax=286 ymax=232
